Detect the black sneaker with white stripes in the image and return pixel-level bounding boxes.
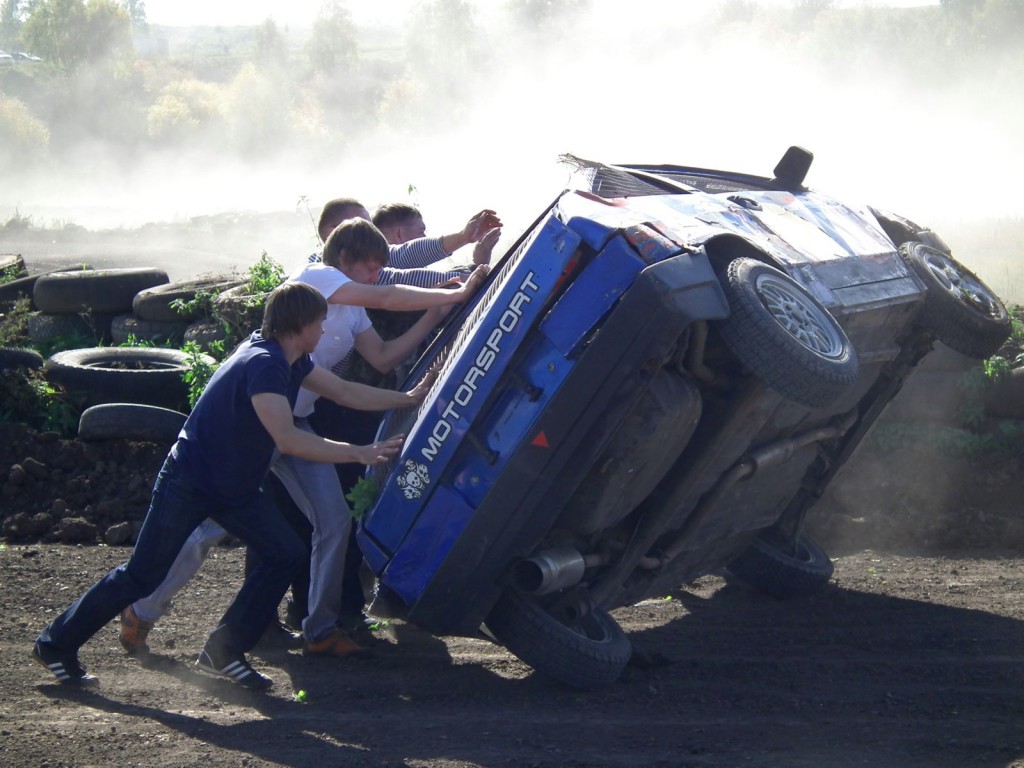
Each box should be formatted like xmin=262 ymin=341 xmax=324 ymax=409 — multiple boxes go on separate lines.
xmin=195 ymin=645 xmax=273 ymax=691
xmin=32 ymin=639 xmax=99 ymax=687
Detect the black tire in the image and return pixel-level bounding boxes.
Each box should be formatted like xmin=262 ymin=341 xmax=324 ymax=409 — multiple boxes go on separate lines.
xmin=34 ymin=268 xmax=169 ymax=314
xmin=0 ymin=347 xmax=43 ymax=370
xmin=184 ymin=319 xmax=230 ymax=352
xmin=0 ymin=264 xmax=94 ymax=309
xmin=133 ymin=275 xmax=243 ymax=322
xmin=213 ymin=284 xmax=265 ymax=336
xmin=717 ymin=258 xmax=859 ymax=407
xmin=485 ymin=590 xmax=632 ymax=690
xmin=78 ymin=403 xmax=186 ymax=443
xmin=0 ymin=253 xmax=26 ymax=277
xmin=726 ymin=531 xmax=834 ymax=599
xmin=26 ymin=312 xmax=96 ymax=346
xmin=110 ymin=313 xmax=187 ymax=345
xmin=899 ymin=241 xmax=1010 ymax=359
xmin=44 ymin=347 xmax=208 ymax=410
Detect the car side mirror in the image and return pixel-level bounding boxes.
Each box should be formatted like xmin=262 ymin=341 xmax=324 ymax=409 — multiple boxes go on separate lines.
xmin=772 ymin=146 xmax=814 ymax=191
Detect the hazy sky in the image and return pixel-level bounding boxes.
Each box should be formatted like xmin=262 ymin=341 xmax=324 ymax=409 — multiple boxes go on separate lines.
xmin=142 ymin=0 xmax=939 ymax=28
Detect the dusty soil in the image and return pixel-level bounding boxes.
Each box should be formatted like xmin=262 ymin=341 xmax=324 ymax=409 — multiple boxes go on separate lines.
xmin=1 ymin=419 xmax=1023 ymax=767
xmin=1 ymin=545 xmax=1023 ymax=768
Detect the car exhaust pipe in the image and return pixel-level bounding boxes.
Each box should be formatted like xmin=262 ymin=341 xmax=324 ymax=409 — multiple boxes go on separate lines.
xmin=511 ymin=547 xmax=600 ymax=595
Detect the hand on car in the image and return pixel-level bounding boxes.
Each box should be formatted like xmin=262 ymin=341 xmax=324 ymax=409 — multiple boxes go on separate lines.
xmin=358 ymin=434 xmax=405 ymax=465
xmin=457 ymin=264 xmax=490 ymax=301
xmin=473 ymin=226 xmax=501 ymax=266
xmin=406 ymin=364 xmax=440 ymax=403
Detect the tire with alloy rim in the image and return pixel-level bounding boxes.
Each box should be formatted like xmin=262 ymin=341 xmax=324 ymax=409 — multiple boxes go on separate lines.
xmin=78 ymin=403 xmax=187 ymax=443
xmin=717 ymin=257 xmax=858 ymax=408
xmin=485 ymin=589 xmax=632 ymax=690
xmin=726 ymin=531 xmax=834 ymax=599
xmin=899 ymin=241 xmax=1010 ymax=359
xmin=44 ymin=347 xmax=210 ymax=410
xmin=34 ymin=268 xmax=169 ymax=314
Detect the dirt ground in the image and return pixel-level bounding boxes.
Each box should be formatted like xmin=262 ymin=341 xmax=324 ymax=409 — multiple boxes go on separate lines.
xmin=2 ymin=420 xmax=1023 ymax=768
xmin=3 ymin=220 xmax=1024 ymax=767
xmin=1 ymin=543 xmax=1022 ymax=768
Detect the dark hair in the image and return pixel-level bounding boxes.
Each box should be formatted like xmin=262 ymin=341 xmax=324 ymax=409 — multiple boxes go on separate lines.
xmin=317 ymin=197 xmax=367 ymax=241
xmin=372 ymin=202 xmax=422 ymax=231
xmin=261 ymin=282 xmax=327 ymax=340
xmin=322 ymin=218 xmax=389 ymax=270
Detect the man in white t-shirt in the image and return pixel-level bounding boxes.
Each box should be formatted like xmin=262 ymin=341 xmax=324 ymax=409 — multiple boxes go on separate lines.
xmin=266 ymin=219 xmax=488 ymax=657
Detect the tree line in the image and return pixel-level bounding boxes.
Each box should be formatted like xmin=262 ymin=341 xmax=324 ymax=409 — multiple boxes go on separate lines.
xmin=0 ymin=0 xmax=1021 ymax=175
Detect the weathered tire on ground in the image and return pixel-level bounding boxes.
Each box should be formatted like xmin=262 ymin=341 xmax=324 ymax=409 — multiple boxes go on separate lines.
xmin=44 ymin=347 xmax=210 ymax=410
xmin=0 ymin=254 xmax=26 ymax=277
xmin=0 ymin=264 xmax=94 ymax=309
xmin=26 ymin=313 xmax=111 ymax=348
xmin=34 ymin=268 xmax=169 ymax=315
xmin=726 ymin=531 xmax=835 ymax=599
xmin=78 ymin=403 xmax=186 ymax=443
xmin=110 ymin=313 xmax=187 ymax=346
xmin=717 ymin=257 xmax=859 ymax=408
xmin=133 ymin=275 xmax=243 ymax=322
xmin=213 ymin=284 xmax=265 ymax=337
xmin=485 ymin=590 xmax=632 ymax=690
xmin=0 ymin=347 xmax=43 ymax=370
xmin=899 ymin=242 xmax=1010 ymax=359
xmin=184 ymin=319 xmax=230 ymax=352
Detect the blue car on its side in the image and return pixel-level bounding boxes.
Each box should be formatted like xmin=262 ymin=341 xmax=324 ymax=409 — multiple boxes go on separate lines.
xmin=356 ymin=147 xmax=1010 ymax=689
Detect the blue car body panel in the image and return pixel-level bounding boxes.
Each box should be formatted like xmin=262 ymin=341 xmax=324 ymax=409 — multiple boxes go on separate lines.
xmin=358 ymin=192 xmax=730 ymax=622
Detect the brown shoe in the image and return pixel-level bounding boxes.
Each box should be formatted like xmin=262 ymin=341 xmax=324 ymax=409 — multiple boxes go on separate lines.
xmin=303 ymin=629 xmax=372 ymax=659
xmin=119 ymin=605 xmax=154 ymax=656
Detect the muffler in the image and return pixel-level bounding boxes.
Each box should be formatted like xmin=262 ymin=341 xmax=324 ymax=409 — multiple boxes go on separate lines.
xmin=511 ymin=547 xmax=589 ymax=596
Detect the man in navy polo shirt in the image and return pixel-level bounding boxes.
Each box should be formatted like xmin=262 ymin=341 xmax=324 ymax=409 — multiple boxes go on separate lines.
xmin=33 ymin=282 xmax=427 ymax=691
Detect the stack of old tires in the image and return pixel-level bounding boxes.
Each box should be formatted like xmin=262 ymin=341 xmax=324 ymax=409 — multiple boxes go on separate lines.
xmin=3 ymin=266 xmax=244 ymax=443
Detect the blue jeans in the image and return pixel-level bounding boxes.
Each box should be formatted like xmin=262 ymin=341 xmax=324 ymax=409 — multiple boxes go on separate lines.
xmin=38 ymin=454 xmax=305 ymax=657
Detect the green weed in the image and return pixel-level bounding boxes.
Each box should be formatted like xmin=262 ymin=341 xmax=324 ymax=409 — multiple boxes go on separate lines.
xmin=0 ymin=263 xmax=27 ymax=284
xmin=180 ymin=341 xmax=220 ymax=410
xmin=245 ymin=251 xmax=285 ymax=295
xmin=0 ymin=296 xmax=31 ymax=347
xmin=169 ymin=289 xmax=219 ymax=321
xmin=345 ymin=476 xmax=379 ymax=520
xmin=0 ymin=369 xmax=78 ymax=436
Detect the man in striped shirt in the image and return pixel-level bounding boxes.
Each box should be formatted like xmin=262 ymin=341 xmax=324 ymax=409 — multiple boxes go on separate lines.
xmin=306 ymin=197 xmax=500 ymax=289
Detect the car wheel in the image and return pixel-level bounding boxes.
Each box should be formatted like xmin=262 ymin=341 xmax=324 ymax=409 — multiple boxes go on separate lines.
xmin=899 ymin=241 xmax=1010 ymax=359
xmin=717 ymin=257 xmax=859 ymax=407
xmin=44 ymin=347 xmax=208 ymax=410
xmin=485 ymin=590 xmax=632 ymax=690
xmin=725 ymin=531 xmax=834 ymax=599
xmin=78 ymin=403 xmax=186 ymax=443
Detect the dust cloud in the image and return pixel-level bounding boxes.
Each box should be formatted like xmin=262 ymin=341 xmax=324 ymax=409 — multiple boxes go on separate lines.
xmin=1 ymin=1 xmax=1021 ymax=292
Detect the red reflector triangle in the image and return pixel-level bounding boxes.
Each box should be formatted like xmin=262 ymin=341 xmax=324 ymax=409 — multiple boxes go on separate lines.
xmin=532 ymin=431 xmax=549 ymax=448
